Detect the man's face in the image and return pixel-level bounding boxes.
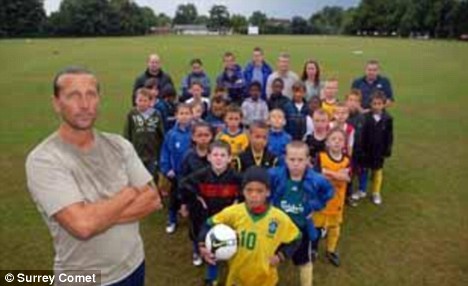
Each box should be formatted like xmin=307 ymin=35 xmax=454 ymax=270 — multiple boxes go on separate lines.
xmin=277 ymin=57 xmax=289 ymax=73
xmin=244 ymin=182 xmax=270 ymax=209
xmin=148 ymin=55 xmax=161 ymax=74
xmin=225 ymin=112 xmax=241 ymax=130
xmin=136 ymin=94 xmax=152 ymax=112
xmin=285 ymin=147 xmax=309 ymax=178
xmin=252 ymin=51 xmax=264 ymax=65
xmin=365 ymin=64 xmax=379 ymax=81
xmin=53 ymin=74 xmax=100 ymax=131
xmin=250 ymin=127 xmax=268 ymax=152
xmin=224 ymin=56 xmax=236 ymax=70
xmin=176 ymin=107 xmax=192 ymax=125
xmin=208 ymin=147 xmax=231 ymax=171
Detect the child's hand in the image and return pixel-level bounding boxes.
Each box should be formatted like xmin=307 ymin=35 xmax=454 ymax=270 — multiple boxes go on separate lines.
xmin=269 ymin=255 xmax=281 ymax=267
xmin=179 ymin=204 xmax=189 ymax=218
xmin=199 ymin=245 xmax=216 ymax=265
xmin=167 ymin=170 xmax=175 ymax=179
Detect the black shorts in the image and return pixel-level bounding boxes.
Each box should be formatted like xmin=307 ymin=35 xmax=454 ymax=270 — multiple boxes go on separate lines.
xmin=292 ymin=229 xmax=312 ymax=266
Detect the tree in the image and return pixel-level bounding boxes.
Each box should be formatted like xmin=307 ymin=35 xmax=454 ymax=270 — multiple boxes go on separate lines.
xmin=0 ymin=0 xmax=47 ymax=37
xmin=173 ymin=3 xmax=197 ymax=25
xmin=194 ymin=15 xmax=209 ymax=25
xmin=309 ymin=6 xmax=345 ymax=34
xmin=249 ymin=11 xmax=268 ymax=30
xmin=155 ymin=13 xmax=172 ymax=27
xmin=291 ymin=16 xmax=310 ymax=34
xmin=230 ymin=14 xmax=248 ymax=34
xmin=208 ymin=5 xmax=230 ymax=30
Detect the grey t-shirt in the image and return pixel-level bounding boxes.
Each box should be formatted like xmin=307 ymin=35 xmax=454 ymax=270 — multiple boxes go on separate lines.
xmin=26 ymin=130 xmax=152 ymax=285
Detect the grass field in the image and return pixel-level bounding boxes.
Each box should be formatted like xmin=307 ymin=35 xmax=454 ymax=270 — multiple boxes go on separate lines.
xmin=1 ymin=35 xmax=467 ymax=286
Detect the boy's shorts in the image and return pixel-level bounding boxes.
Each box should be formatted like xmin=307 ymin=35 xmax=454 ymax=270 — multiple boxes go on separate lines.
xmin=292 ymin=228 xmax=312 ymax=266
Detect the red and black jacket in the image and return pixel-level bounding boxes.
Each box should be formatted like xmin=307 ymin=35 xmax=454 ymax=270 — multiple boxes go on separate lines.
xmin=179 ymin=166 xmax=242 ymax=216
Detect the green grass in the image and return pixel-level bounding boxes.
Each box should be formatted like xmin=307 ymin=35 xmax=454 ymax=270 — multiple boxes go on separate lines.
xmin=1 ymin=35 xmax=467 ymax=285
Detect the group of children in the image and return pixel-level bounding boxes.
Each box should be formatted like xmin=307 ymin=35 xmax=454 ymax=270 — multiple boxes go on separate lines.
xmin=123 ymin=61 xmax=394 ymax=285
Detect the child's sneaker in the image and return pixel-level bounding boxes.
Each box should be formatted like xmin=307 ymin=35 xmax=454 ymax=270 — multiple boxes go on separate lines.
xmin=326 ymin=251 xmax=340 ymax=267
xmin=351 ymin=192 xmax=360 ymax=201
xmin=204 ymin=280 xmax=218 ymax=286
xmin=358 ymin=190 xmax=367 ymax=199
xmin=165 ymin=222 xmax=177 ymax=234
xmin=192 ymin=253 xmax=203 ymax=267
xmin=372 ymin=193 xmax=382 ymax=205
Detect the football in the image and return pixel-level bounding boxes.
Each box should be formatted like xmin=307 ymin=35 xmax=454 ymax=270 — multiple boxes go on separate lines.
xmin=205 ymin=224 xmax=238 ymax=261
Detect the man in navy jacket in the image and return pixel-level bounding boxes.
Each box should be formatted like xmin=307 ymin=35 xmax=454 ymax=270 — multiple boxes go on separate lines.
xmin=243 ymin=47 xmax=273 ymax=100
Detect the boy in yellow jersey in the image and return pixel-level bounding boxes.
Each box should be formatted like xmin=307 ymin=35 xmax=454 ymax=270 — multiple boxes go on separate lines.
xmin=312 ymin=128 xmax=351 ymax=267
xmin=217 ymin=104 xmax=249 ymax=157
xmin=199 ymin=167 xmax=301 ymax=286
xmin=321 ymin=77 xmax=339 ymax=119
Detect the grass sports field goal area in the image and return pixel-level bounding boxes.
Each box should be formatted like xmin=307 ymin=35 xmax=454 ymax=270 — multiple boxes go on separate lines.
xmin=0 ymin=35 xmax=467 ymax=285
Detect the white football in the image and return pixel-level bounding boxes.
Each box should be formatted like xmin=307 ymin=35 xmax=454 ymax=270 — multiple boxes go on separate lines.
xmin=205 ymin=224 xmax=238 ymax=260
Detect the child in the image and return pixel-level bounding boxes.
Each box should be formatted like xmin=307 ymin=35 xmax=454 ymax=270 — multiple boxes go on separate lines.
xmin=267 ymin=109 xmax=292 ymax=164
xmin=346 ymin=90 xmax=366 ymax=205
xmin=241 ymin=81 xmax=269 ymax=127
xmin=216 ymin=52 xmax=246 ymax=106
xmin=305 ymin=95 xmax=322 ymax=137
xmin=179 ymin=141 xmax=242 ymax=283
xmin=305 ymin=109 xmax=329 ymax=166
xmin=356 ymin=91 xmax=393 ymax=205
xmin=199 ymin=166 xmax=301 ymax=286
xmin=124 ymin=88 xmax=165 ymax=177
xmin=156 ymin=85 xmax=178 ymax=131
xmin=186 ymin=81 xmax=210 ymax=118
xmin=268 ymin=77 xmax=295 ymax=119
xmin=321 ymin=77 xmax=339 ymax=119
xmin=179 ymin=122 xmax=214 ymax=266
xmin=269 ymin=142 xmax=334 ymax=286
xmin=312 ymin=128 xmax=351 ymax=267
xmin=206 ymin=92 xmax=228 ymax=134
xmin=160 ymin=103 xmax=193 ymax=234
xmin=216 ymin=104 xmax=249 ymax=157
xmin=330 ymin=103 xmax=355 ymax=157
xmin=287 ymin=81 xmax=310 ymax=140
xmin=191 ymin=101 xmax=206 ymax=123
xmin=234 ymin=120 xmax=278 ymax=172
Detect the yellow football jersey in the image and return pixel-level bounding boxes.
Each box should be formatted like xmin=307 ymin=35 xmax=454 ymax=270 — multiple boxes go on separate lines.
xmin=313 ymin=152 xmax=350 ymax=226
xmin=217 ymin=131 xmax=249 ymax=157
xmin=322 ymin=99 xmax=338 ymax=119
xmin=210 ymin=203 xmax=300 ymax=286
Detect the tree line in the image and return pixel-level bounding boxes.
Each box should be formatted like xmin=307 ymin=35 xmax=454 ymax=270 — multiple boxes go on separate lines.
xmin=1 ymin=0 xmax=467 ymax=38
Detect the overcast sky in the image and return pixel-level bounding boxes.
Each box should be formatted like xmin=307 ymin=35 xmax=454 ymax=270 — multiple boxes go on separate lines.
xmin=44 ymin=0 xmax=359 ymax=18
